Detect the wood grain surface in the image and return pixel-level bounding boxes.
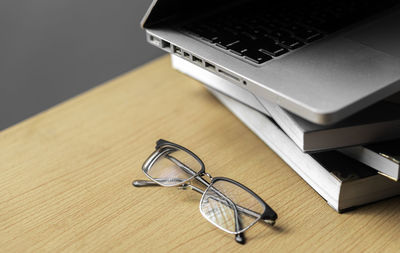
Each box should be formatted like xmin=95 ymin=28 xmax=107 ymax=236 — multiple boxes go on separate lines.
xmin=1 ymin=56 xmax=399 ymax=252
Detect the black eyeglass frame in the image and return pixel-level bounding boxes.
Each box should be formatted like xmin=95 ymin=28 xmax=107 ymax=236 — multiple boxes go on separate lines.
xmin=136 ymin=139 xmax=277 ymax=244
xmin=142 ymin=139 xmax=206 ymax=186
xmin=204 ymin=176 xmax=277 ymax=222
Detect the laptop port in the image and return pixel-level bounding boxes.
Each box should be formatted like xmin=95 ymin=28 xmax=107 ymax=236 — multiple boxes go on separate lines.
xmin=161 ymin=40 xmax=171 ymax=50
xmin=148 ymin=35 xmax=162 ymax=47
xmin=218 ymin=69 xmax=240 ymax=82
xmin=173 ymin=46 xmax=182 ymax=55
xmin=183 ymin=52 xmax=190 ymax=59
xmin=192 ymin=55 xmax=203 ymax=65
xmin=205 ymin=62 xmax=216 ymax=72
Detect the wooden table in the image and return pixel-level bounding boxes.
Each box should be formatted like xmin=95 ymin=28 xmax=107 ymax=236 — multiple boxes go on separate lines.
xmin=1 ymin=56 xmax=399 ymax=252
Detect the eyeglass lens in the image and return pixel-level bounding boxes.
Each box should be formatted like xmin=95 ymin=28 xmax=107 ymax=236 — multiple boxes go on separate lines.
xmin=200 ymin=179 xmax=265 ymax=234
xmin=144 ymin=147 xmax=202 ymax=186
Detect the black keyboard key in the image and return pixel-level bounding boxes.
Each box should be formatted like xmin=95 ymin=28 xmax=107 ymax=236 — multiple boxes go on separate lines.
xmin=255 ymin=38 xmax=288 ymax=57
xmin=221 ymin=27 xmax=239 ymax=36
xmin=268 ymin=29 xmax=292 ymax=40
xmin=294 ymin=29 xmax=323 ymax=42
xmin=199 ymin=30 xmax=219 ymax=43
xmin=254 ymin=36 xmax=275 ymax=45
xmin=301 ymin=17 xmax=325 ymax=29
xmin=228 ymin=42 xmax=248 ymax=56
xmin=215 ymin=35 xmax=239 ymax=49
xmin=190 ymin=24 xmax=221 ymax=42
xmin=184 ymin=26 xmax=200 ymax=37
xmin=313 ymin=21 xmax=340 ymax=33
xmin=277 ymin=37 xmax=304 ymax=49
xmin=282 ymin=23 xmax=305 ymax=33
xmin=240 ymin=31 xmax=259 ymax=41
xmin=243 ymin=50 xmax=272 ymax=64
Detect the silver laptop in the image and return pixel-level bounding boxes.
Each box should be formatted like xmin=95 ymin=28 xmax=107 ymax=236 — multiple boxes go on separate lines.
xmin=141 ymin=0 xmax=400 ymax=125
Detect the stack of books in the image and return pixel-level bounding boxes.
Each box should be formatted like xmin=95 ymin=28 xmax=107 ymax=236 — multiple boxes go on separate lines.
xmin=171 ymin=54 xmax=400 ymax=212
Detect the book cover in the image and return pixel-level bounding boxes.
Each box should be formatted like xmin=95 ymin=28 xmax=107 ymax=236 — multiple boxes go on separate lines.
xmin=340 ymin=140 xmax=400 ymax=181
xmin=209 ymin=87 xmax=400 ymax=212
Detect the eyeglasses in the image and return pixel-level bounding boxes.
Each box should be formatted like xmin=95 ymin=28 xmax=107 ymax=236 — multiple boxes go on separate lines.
xmin=133 ymin=139 xmax=277 ymax=244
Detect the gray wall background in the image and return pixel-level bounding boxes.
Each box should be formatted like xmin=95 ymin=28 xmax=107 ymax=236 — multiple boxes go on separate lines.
xmin=0 ymin=1 xmax=164 ymax=130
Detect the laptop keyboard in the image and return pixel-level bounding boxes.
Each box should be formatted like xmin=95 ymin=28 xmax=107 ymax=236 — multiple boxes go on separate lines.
xmin=183 ymin=0 xmax=397 ymax=64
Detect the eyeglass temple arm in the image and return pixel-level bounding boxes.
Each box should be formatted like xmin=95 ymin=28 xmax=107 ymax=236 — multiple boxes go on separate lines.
xmin=133 ymin=179 xmax=203 ymax=194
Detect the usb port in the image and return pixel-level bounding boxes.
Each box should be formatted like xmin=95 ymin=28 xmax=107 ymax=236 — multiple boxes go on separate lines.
xmin=183 ymin=52 xmax=190 ymax=59
xmin=205 ymin=62 xmax=216 ymax=72
xmin=192 ymin=55 xmax=203 ymax=65
xmin=173 ymin=46 xmax=182 ymax=55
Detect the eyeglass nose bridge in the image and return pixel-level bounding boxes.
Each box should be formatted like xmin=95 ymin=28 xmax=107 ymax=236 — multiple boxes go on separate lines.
xmin=200 ymin=172 xmax=213 ymax=181
xmin=155 ymin=140 xmax=206 ymax=173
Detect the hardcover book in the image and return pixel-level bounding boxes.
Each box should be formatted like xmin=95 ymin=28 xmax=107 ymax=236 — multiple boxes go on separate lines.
xmin=209 ymin=88 xmax=400 ymax=212
xmin=340 ymin=140 xmax=400 ymax=181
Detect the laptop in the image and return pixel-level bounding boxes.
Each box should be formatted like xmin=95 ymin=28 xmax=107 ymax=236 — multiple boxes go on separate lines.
xmin=141 ymin=0 xmax=400 ymax=125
